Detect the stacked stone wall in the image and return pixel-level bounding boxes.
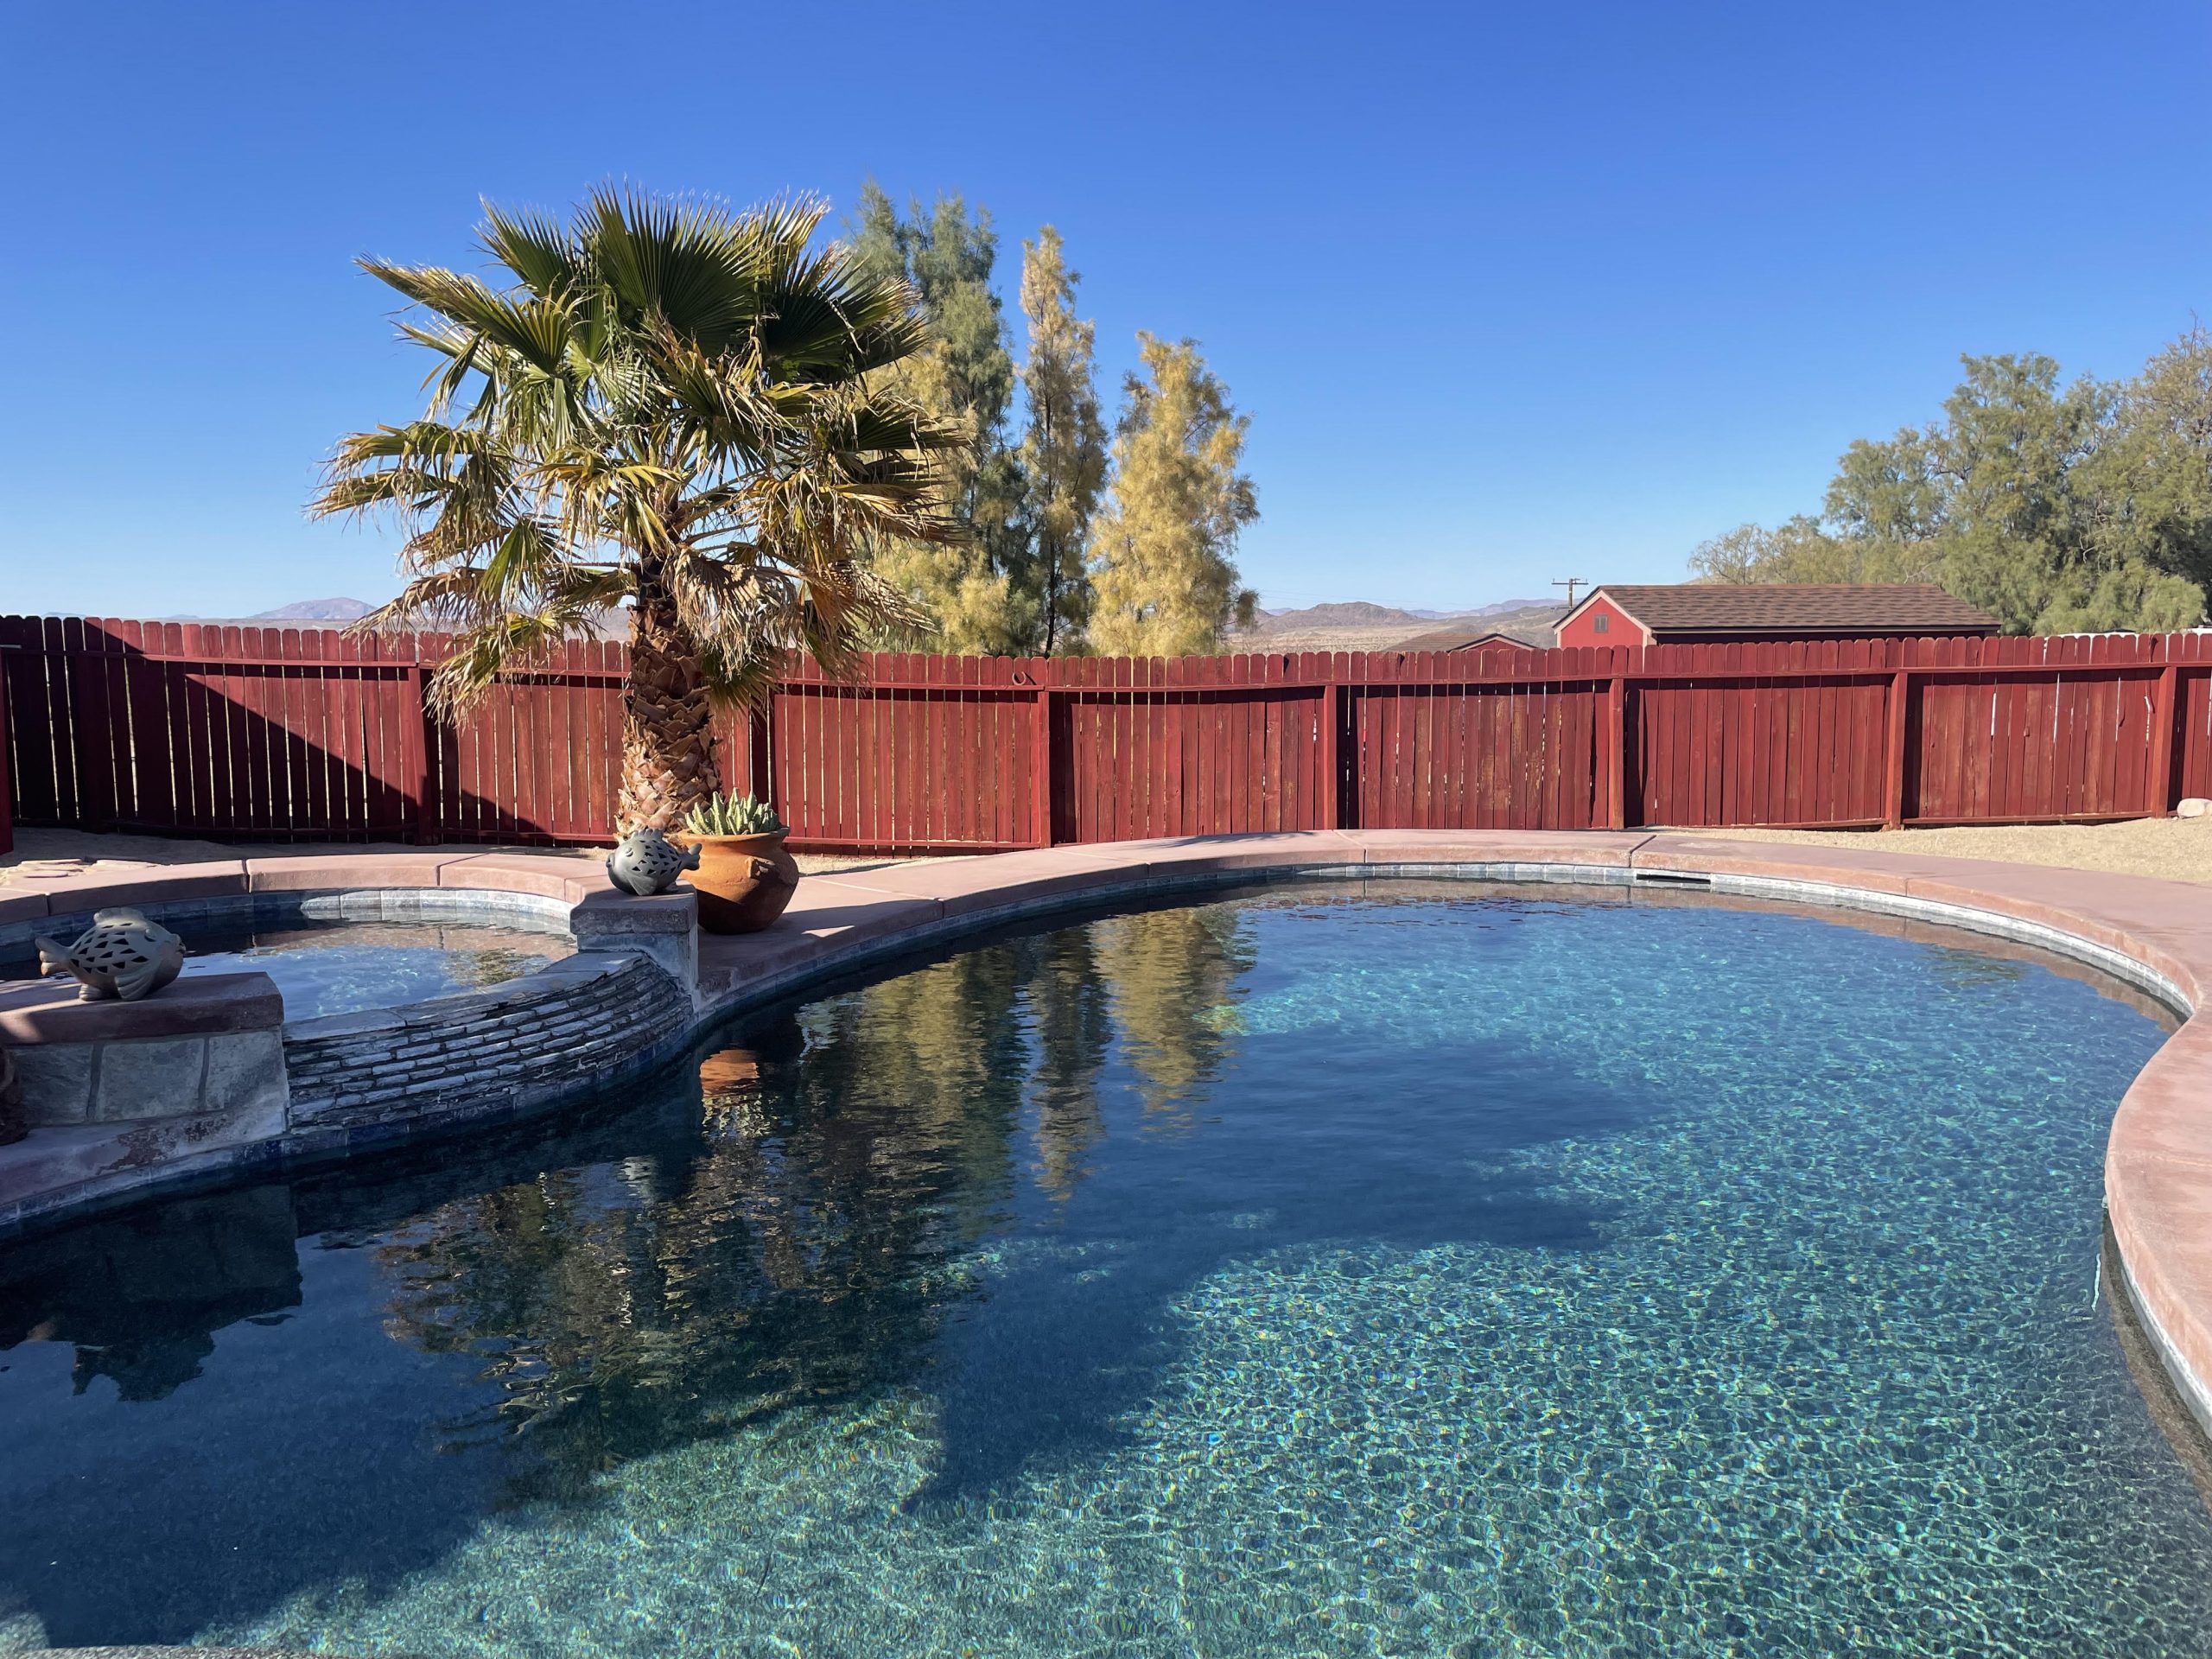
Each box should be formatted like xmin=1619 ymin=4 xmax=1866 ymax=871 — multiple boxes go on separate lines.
xmin=285 ymin=953 xmax=689 ymax=1132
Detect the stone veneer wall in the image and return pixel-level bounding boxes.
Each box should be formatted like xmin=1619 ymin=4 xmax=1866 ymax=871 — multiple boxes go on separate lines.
xmin=283 ymin=951 xmax=690 ymax=1137
xmin=18 ymin=1027 xmax=289 ymax=1129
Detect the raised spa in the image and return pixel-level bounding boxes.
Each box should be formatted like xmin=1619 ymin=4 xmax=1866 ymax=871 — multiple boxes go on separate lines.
xmin=2 ymin=912 xmax=575 ymax=1020
xmin=180 ymin=918 xmax=572 ymax=1019
xmin=1 ymin=883 xmax=2207 ymax=1656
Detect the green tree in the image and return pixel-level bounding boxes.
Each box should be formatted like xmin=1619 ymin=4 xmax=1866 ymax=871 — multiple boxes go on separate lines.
xmin=1688 ymin=516 xmax=1934 ymax=585
xmin=1089 ymin=334 xmax=1260 ymax=656
xmin=1694 ymin=343 xmax=2209 ymax=633
xmin=2074 ymin=327 xmax=2212 ymax=606
xmin=849 ymin=183 xmax=1033 ymax=652
xmin=1910 ymin=354 xmax=2105 ymax=630
xmin=317 ymin=188 xmax=960 ymax=829
xmin=1017 ymin=226 xmax=1109 ymax=653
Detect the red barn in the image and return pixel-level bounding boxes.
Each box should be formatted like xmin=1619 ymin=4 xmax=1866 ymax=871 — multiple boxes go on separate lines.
xmin=1554 ymin=583 xmax=1999 ymax=649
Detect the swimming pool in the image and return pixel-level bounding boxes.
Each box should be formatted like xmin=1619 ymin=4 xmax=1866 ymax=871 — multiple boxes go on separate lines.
xmin=1 ymin=883 xmax=2205 ymax=1656
xmin=3 ymin=918 xmax=572 ymax=1020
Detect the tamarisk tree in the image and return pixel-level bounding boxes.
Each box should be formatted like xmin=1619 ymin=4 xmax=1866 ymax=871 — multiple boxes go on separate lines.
xmin=1089 ymin=334 xmax=1259 ymax=656
xmin=1018 ymin=226 xmax=1108 ymax=652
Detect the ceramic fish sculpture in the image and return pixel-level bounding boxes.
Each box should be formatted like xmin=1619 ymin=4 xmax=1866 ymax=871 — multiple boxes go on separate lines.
xmin=607 ymin=827 xmax=700 ymax=897
xmin=35 ymin=909 xmax=185 ymax=1003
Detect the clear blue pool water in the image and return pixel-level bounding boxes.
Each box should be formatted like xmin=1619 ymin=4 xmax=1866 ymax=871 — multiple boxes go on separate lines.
xmin=1 ymin=882 xmax=2208 ymax=1656
xmin=4 ymin=919 xmax=570 ymax=1020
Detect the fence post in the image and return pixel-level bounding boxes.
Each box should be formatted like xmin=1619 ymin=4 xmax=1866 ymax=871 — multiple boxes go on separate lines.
xmin=1321 ymin=681 xmax=1342 ymax=830
xmin=0 ymin=656 xmax=11 ymax=856
xmin=748 ymin=702 xmax=773 ymax=806
xmin=64 ymin=620 xmax=119 ymax=833
xmin=1606 ymin=673 xmax=1628 ymax=830
xmin=1883 ymin=669 xmax=1912 ymax=830
xmin=2151 ymin=659 xmax=2181 ymax=816
xmin=1031 ymin=680 xmax=1057 ymax=848
xmin=401 ymin=663 xmax=435 ymax=843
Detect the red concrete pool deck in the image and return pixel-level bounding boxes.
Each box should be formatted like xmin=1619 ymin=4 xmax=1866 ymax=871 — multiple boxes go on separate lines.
xmin=9 ymin=829 xmax=2212 ymax=1431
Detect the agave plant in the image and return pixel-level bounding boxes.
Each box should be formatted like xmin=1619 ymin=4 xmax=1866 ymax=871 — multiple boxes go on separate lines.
xmin=682 ymin=792 xmax=785 ymax=838
xmin=316 ymin=188 xmax=966 ymax=829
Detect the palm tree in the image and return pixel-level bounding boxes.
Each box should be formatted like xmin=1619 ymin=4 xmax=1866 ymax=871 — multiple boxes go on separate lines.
xmin=316 ymin=188 xmax=964 ymax=828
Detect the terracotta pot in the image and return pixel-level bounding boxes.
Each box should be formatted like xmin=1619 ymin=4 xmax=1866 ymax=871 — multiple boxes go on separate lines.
xmin=677 ymin=829 xmax=800 ymax=934
xmin=696 ymin=1019 xmax=808 ymax=1090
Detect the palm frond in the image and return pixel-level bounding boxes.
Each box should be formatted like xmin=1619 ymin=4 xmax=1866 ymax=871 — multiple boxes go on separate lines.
xmin=325 ymin=185 xmax=960 ymax=734
xmin=478 ymin=200 xmax=583 ymax=298
xmin=757 ymin=242 xmax=931 ymax=378
xmin=361 ymin=261 xmax=582 ymax=381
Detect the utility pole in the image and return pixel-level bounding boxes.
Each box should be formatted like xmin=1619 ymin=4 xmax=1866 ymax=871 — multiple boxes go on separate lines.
xmin=1553 ymin=577 xmax=1587 ymax=609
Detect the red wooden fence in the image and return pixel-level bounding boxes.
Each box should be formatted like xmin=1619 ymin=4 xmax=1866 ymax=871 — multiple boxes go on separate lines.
xmin=5 ymin=616 xmax=2211 ymax=852
xmin=0 ymin=653 xmax=13 ymax=856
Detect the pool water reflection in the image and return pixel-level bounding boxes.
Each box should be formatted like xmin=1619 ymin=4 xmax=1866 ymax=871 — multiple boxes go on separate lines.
xmin=0 ymin=884 xmax=2205 ymax=1657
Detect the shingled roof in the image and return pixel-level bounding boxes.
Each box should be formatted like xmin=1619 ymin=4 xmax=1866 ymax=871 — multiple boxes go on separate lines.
xmin=1395 ymin=625 xmax=1548 ymax=652
xmin=1585 ymin=583 xmax=1998 ymax=636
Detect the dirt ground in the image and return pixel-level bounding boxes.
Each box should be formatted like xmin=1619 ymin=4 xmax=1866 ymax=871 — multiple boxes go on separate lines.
xmin=0 ymin=827 xmax=896 ymax=886
xmin=1697 ymin=817 xmax=2212 ymax=887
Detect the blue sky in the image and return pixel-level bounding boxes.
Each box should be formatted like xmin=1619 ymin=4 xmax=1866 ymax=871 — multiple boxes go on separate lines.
xmin=3 ymin=1 xmax=2206 ymax=619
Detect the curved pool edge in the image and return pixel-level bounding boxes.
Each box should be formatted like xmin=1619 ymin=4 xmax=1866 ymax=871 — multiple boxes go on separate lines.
xmin=7 ymin=830 xmax=2212 ymax=1442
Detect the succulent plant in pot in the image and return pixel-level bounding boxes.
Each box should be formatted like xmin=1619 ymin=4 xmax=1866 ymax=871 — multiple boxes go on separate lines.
xmin=676 ymin=793 xmax=799 ymax=933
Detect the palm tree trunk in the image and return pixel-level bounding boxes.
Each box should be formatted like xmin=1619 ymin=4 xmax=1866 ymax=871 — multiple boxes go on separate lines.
xmin=619 ymin=582 xmax=719 ymax=831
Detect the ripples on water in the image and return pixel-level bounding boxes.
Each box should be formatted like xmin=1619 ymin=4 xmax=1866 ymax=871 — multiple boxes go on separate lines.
xmin=4 ymin=918 xmax=569 ymax=1021
xmin=1 ymin=882 xmax=2206 ymax=1656
xmin=176 ymin=920 xmax=570 ymax=1018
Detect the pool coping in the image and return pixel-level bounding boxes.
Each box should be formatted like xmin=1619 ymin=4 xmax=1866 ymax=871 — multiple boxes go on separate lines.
xmin=7 ymin=830 xmax=2212 ymax=1445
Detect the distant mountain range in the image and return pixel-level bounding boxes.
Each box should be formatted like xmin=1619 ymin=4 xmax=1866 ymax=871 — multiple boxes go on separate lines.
xmin=159 ymin=597 xmax=378 ymax=624
xmin=172 ymin=595 xmax=1562 ymax=650
xmin=251 ymin=597 xmax=374 ymax=621
xmin=1449 ymin=598 xmax=1560 ymax=620
xmin=1236 ymin=599 xmax=1561 ymax=651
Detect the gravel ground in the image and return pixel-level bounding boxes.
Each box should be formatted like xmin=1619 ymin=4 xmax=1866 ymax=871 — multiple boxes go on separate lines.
xmin=1696 ymin=817 xmax=2212 ymax=887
